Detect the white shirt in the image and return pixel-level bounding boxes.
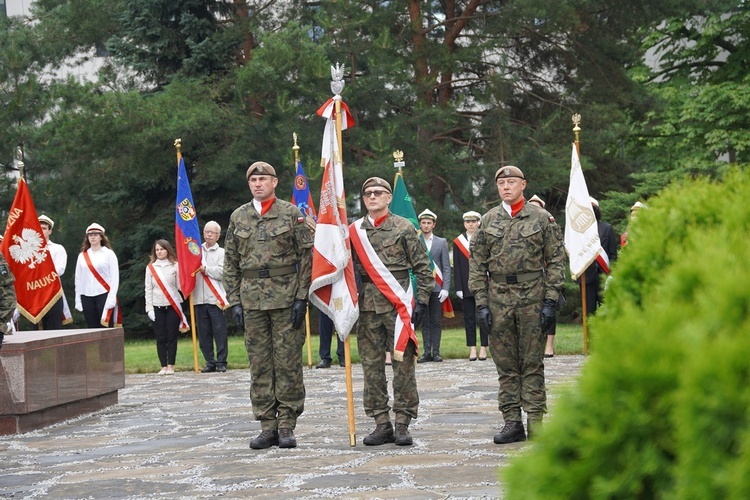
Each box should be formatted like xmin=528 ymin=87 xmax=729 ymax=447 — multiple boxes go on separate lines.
xmin=193 ymin=242 xmax=225 ymax=305
xmin=423 ymin=234 xmax=433 ymax=251
xmin=74 ymin=246 xmax=119 ymax=307
xmin=144 ymin=258 xmax=181 ymax=311
xmin=46 ymin=240 xmax=67 ymax=276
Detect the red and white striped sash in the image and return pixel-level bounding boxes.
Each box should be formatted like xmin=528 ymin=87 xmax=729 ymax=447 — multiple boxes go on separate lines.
xmin=454 ymin=234 xmax=470 ymax=260
xmin=148 ymin=263 xmax=189 ymax=332
xmin=349 ymin=219 xmax=417 ymax=361
xmin=201 ymin=273 xmax=228 ymax=309
xmin=83 ymin=250 xmax=122 ymax=327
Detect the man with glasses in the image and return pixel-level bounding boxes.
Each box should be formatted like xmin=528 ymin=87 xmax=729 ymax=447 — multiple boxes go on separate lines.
xmin=469 ymin=166 xmax=565 ymax=444
xmin=350 ymin=177 xmax=434 ymax=447
xmin=195 ymin=221 xmax=229 ymax=373
xmin=224 ymin=161 xmax=313 ymax=450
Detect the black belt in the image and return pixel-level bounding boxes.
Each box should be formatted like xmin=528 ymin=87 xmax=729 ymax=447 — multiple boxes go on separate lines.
xmin=361 ymin=269 xmax=410 ymax=283
xmin=154 ymin=305 xmax=171 ymax=310
xmin=243 ymin=265 xmax=297 ymax=279
xmin=490 ymin=270 xmax=543 ymax=284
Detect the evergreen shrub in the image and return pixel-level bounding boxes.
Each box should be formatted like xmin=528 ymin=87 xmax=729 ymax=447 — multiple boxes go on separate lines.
xmin=504 ymin=168 xmax=750 ymax=498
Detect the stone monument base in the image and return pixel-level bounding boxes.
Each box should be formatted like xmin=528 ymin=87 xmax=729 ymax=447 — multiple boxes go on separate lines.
xmin=0 ymin=327 xmax=125 ymax=435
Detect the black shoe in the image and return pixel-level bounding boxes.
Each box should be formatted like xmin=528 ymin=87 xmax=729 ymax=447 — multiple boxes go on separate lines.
xmin=200 ymin=365 xmax=216 ymax=373
xmin=433 ymin=353 xmax=443 ymax=362
xmin=278 ymin=428 xmax=297 ymax=448
xmin=493 ymin=421 xmax=526 ymax=444
xmin=338 ymin=359 xmax=346 ymax=367
xmin=394 ymin=423 xmax=413 ymax=446
xmin=216 ymin=365 xmax=227 ymax=373
xmin=250 ymin=430 xmax=279 ymax=449
xmin=363 ymin=422 xmax=395 ymax=446
xmin=316 ymin=359 xmax=332 ymax=369
xmin=417 ymin=353 xmax=433 ymax=363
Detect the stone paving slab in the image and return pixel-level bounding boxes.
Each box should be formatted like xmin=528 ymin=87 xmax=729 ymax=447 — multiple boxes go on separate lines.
xmin=0 ymin=355 xmax=583 ymax=499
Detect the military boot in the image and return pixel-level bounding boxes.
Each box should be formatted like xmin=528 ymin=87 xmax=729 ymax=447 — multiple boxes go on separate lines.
xmin=250 ymin=430 xmax=279 ymax=449
xmin=493 ymin=421 xmax=526 ymax=444
xmin=527 ymin=414 xmax=543 ymax=440
xmin=278 ymin=428 xmax=297 ymax=448
xmin=363 ymin=422 xmax=395 ymax=446
xmin=394 ymin=423 xmax=413 ymax=446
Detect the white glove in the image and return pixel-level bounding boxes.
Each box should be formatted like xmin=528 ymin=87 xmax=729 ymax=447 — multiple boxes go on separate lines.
xmin=438 ymin=290 xmax=449 ymax=303
xmin=456 ymin=290 xmax=464 ymax=299
xmin=75 ymin=301 xmax=83 ymax=312
xmin=104 ymin=299 xmax=116 ymax=310
xmin=148 ymin=310 xmax=156 ymax=322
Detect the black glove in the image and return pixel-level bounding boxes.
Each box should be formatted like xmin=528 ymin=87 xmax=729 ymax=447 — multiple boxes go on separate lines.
xmin=477 ymin=305 xmax=493 ymax=331
xmin=231 ymin=305 xmax=244 ymax=329
xmin=540 ymin=298 xmax=557 ymax=333
xmin=291 ymin=299 xmax=307 ymax=329
xmin=0 ymin=332 xmax=4 ymax=351
xmin=411 ymin=301 xmax=427 ymax=329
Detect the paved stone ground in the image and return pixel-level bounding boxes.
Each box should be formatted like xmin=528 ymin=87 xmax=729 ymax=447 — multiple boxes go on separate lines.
xmin=0 ymin=355 xmax=583 ymax=499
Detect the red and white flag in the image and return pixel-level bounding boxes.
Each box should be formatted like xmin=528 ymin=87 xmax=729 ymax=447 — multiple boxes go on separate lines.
xmin=564 ymin=144 xmax=609 ymax=280
xmin=308 ymin=97 xmax=359 ymax=339
xmin=1 ymin=179 xmax=62 ymax=323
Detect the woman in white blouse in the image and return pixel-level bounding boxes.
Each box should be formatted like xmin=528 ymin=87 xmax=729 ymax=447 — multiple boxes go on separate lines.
xmin=74 ymin=223 xmax=119 ymax=328
xmin=144 ymin=239 xmax=183 ymax=375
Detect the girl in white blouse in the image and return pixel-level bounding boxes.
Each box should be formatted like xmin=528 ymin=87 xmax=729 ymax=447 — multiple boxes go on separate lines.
xmin=74 ymin=223 xmax=119 ymax=328
xmin=144 ymin=239 xmax=183 ymax=375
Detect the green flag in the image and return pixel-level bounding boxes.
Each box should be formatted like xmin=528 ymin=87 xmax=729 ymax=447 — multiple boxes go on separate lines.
xmin=389 ymin=172 xmax=419 ymax=229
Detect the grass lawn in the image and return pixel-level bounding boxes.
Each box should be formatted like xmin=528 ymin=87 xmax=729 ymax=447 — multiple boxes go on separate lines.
xmin=125 ymin=323 xmax=584 ymax=374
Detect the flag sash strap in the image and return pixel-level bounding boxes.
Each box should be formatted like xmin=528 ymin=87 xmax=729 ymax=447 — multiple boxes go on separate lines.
xmin=201 ymin=273 xmax=228 ymax=309
xmin=82 ymin=250 xmax=122 ymax=327
xmin=454 ymin=235 xmax=470 ymax=259
xmin=421 ymin=235 xmax=454 ymax=318
xmin=349 ymin=219 xmax=417 ymax=361
xmin=148 ymin=263 xmax=189 ymax=332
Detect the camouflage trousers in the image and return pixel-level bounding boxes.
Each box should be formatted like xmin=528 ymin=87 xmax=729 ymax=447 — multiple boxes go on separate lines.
xmin=244 ymin=307 xmax=306 ymax=430
xmin=357 ymin=310 xmax=419 ymax=426
xmin=488 ymin=299 xmax=547 ymax=422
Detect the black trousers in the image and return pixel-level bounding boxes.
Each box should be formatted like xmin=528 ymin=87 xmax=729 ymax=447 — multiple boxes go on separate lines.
xmin=462 ymin=296 xmax=489 ymax=347
xmin=318 ymin=312 xmax=344 ymax=362
xmin=82 ymin=293 xmax=110 ymax=328
xmin=421 ymin=291 xmax=443 ymax=355
xmin=196 ymin=304 xmax=228 ymax=368
xmin=41 ymin=297 xmax=64 ymax=330
xmin=154 ymin=306 xmax=180 ymax=366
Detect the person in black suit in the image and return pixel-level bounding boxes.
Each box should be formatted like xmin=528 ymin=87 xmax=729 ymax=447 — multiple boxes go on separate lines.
xmin=583 ymin=197 xmax=618 ymax=316
xmin=453 ymin=211 xmax=488 ymax=361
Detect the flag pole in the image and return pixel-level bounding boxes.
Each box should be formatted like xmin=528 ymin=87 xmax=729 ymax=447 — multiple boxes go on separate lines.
xmin=572 ymin=114 xmax=590 ymax=356
xmin=175 ymin=139 xmax=201 ymax=372
xmin=294 ymin=134 xmax=315 ymax=370
xmin=330 ymin=64 xmax=357 ymax=447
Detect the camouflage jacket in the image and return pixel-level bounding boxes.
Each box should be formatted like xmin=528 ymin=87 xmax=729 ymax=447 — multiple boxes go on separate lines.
xmin=224 ymin=198 xmax=313 ymax=310
xmin=0 ymin=253 xmax=16 ymax=334
xmin=352 ymin=212 xmax=435 ymax=314
xmin=468 ymin=202 xmax=565 ymax=307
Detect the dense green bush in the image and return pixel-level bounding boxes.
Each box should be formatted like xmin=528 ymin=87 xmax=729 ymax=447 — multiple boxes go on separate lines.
xmin=505 ymin=168 xmax=750 ymax=498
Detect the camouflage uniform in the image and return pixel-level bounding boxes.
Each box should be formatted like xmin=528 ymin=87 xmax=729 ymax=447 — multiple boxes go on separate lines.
xmin=468 ymin=202 xmax=565 ymax=423
xmin=224 ymin=198 xmax=313 ymax=431
xmin=0 ymin=253 xmax=16 ymax=349
xmin=352 ymin=213 xmax=434 ymax=427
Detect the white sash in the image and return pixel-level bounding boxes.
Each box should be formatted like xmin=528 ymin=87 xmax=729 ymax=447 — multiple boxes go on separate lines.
xmin=349 ymin=218 xmax=417 ymax=361
xmin=149 ymin=263 xmax=189 ymax=332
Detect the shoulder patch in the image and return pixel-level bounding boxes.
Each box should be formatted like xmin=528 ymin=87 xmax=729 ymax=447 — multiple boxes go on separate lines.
xmin=297 ymin=216 xmax=305 ymax=224
xmin=549 ymin=215 xmax=556 ymax=223
xmin=0 ymin=264 xmax=8 ymax=277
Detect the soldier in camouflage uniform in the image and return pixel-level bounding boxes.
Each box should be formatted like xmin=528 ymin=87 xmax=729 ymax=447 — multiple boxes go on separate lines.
xmin=468 ymin=166 xmax=565 ymax=444
xmin=0 ymin=252 xmax=17 ymax=350
xmin=351 ymin=177 xmax=434 ymax=446
xmin=223 ymin=161 xmax=313 ymax=450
